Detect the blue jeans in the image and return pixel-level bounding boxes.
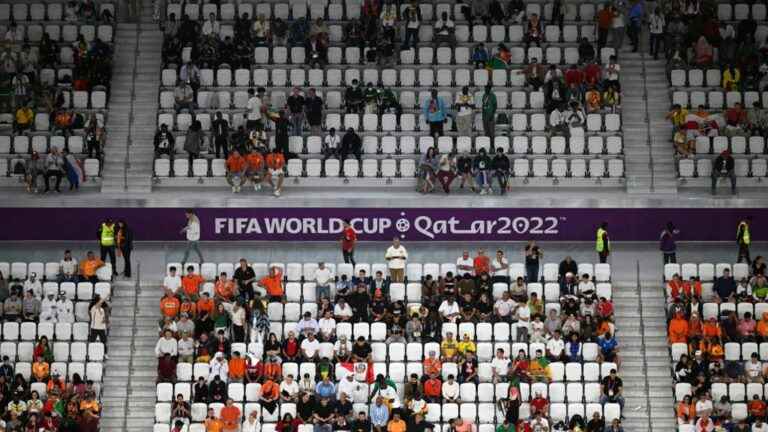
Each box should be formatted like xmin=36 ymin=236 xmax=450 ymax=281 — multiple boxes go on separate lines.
xmin=316 ymin=283 xmax=330 ymax=300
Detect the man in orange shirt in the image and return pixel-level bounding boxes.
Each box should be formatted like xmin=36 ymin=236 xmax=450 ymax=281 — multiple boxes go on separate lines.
xmin=473 ymin=249 xmax=491 ymax=275
xmin=204 ymin=408 xmax=224 ymax=432
xmin=220 ymin=398 xmax=241 ymax=432
xmin=668 ymin=311 xmax=689 ymax=344
xmin=196 ymin=292 xmax=215 ymax=317
xmin=259 ymin=266 xmax=284 ymax=302
xmin=702 ymin=317 xmax=722 ymax=339
xmin=181 ymin=265 xmax=204 ymax=301
xmin=32 ymin=356 xmax=50 ymax=382
xmin=160 ymin=289 xmax=181 ymax=319
xmin=214 ymin=272 xmax=236 ymax=302
xmin=246 ymin=149 xmax=265 ymax=192
xmin=387 ymin=412 xmax=407 ymax=432
xmin=79 ymin=251 xmax=105 ymax=283
xmin=757 ymin=313 xmax=768 ymax=340
xmin=180 ymin=298 xmax=197 ymax=318
xmin=226 ymin=150 xmax=247 ymax=193
xmin=229 ymin=351 xmax=246 ymax=382
xmin=264 ymin=151 xmax=285 ymax=197
xmin=423 ymin=350 xmax=442 ymax=379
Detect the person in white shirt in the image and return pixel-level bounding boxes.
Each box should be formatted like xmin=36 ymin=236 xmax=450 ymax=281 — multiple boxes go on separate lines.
xmin=438 ymin=297 xmax=461 ymax=322
xmin=318 ymin=310 xmax=336 ymax=341
xmin=296 ymin=312 xmax=319 ymax=337
xmin=180 ymin=210 xmax=203 ymax=263
xmin=515 ymin=302 xmax=531 ymax=342
xmin=337 ymin=373 xmax=362 ymax=400
xmin=441 ymin=375 xmax=460 ymax=402
xmin=456 ymin=250 xmax=474 ymax=277
xmin=491 ymin=250 xmax=509 ymax=281
xmin=334 ymin=335 xmax=352 ymax=356
xmin=246 ymin=87 xmax=264 ymax=130
xmin=323 ymin=128 xmax=341 ymax=160
xmin=433 ymin=11 xmax=455 ymax=48
xmin=39 ymin=293 xmax=58 ymax=323
xmin=208 ymin=352 xmax=229 ymax=383
xmin=241 ymin=410 xmax=261 ymax=432
xmin=578 ymin=273 xmax=595 ymax=296
xmin=280 ymin=374 xmax=300 ymax=402
xmin=648 ymin=7 xmax=665 ymax=59
xmin=745 ymin=353 xmax=763 ymax=382
xmin=201 ymin=13 xmax=221 ymax=39
xmin=753 ymin=419 xmax=768 ymax=432
xmin=546 ymin=330 xmax=565 ymax=361
xmin=491 ymin=348 xmax=510 ymax=383
xmin=155 ymin=330 xmax=178 ymax=357
xmin=695 ymin=394 xmax=713 ymax=418
xmin=334 ymin=297 xmax=354 ymax=321
xmin=385 ymin=238 xmax=408 ymax=282
xmin=178 ymin=332 xmax=195 ymax=363
xmin=163 ymin=266 xmax=182 ymax=295
xmin=494 ymin=291 xmax=515 ymax=321
xmin=315 ymin=261 xmax=333 ymax=300
xmin=23 ymin=274 xmax=42 ymax=298
xmin=301 ymin=333 xmax=320 ymax=360
xmin=59 ymin=250 xmax=78 ymax=282
xmin=604 ymin=56 xmax=620 ymax=89
xmin=55 ymin=293 xmax=74 ymax=323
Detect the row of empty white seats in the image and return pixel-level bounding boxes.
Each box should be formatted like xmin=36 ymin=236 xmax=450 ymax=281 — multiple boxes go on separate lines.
xmin=715 ymin=3 xmax=768 ymax=20
xmin=167 ymin=1 xmax=602 ymax=22
xmin=0 ymin=23 xmax=113 ymax=43
xmin=676 ymin=381 xmax=768 ymax=405
xmin=164 ymin=65 xmax=611 ymax=90
xmin=689 ymin=136 xmax=767 ymax=155
xmin=278 ymin=135 xmax=623 ymax=156
xmin=663 ymin=262 xmax=749 ymax=281
xmin=0 ymin=3 xmax=114 ymax=21
xmin=167 ymin=261 xmax=610 ymax=282
xmin=184 ymin=44 xmax=612 ymax=68
xmin=686 ymin=301 xmax=768 ymax=322
xmin=0 ymin=322 xmax=90 ymax=342
xmin=40 ymin=281 xmax=112 ymax=300
xmin=0 ymin=134 xmax=95 ymax=155
xmin=678 ymin=158 xmax=768 ymax=179
xmin=156 ymin=401 xmax=620 ymax=427
xmin=0 ymin=261 xmax=112 ymax=281
xmin=671 ymin=89 xmax=768 ymax=109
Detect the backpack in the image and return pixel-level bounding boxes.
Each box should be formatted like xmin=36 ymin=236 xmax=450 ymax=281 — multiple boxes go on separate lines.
xmin=496 ymin=112 xmax=510 ymax=125
xmin=13 ymin=161 xmax=25 ymax=175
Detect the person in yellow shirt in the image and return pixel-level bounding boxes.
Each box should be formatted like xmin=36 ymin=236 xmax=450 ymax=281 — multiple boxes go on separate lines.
xmin=13 ymin=105 xmax=33 ymax=134
xmin=722 ymin=65 xmax=741 ymax=91
xmin=440 ymin=332 xmax=459 ymax=362
xmin=666 ymin=104 xmax=688 ymax=129
xmin=529 ymin=349 xmax=551 ymax=383
xmin=79 ymin=391 xmax=100 ymax=415
xmin=456 ymin=333 xmax=476 ymax=357
xmin=31 ymin=356 xmax=49 ymax=382
xmin=205 ymin=409 xmax=224 ymax=432
xmin=386 ymin=412 xmax=407 ymax=432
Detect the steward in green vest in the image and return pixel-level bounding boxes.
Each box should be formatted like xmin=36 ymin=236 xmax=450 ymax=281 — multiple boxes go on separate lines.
xmin=97 ymin=219 xmax=117 ymax=277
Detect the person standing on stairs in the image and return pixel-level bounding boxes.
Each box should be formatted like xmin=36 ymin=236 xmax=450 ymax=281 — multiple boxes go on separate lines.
xmin=648 ymin=7 xmax=665 ymax=60
xmin=181 ymin=210 xmax=204 ymax=264
xmin=89 ymin=295 xmax=109 ymax=359
xmin=116 ymin=220 xmax=133 ymax=279
xmin=660 ymin=222 xmax=679 ymax=264
xmin=596 ymin=222 xmax=610 ymax=264
xmin=737 ymin=217 xmax=752 ymax=265
xmin=627 ymin=0 xmax=644 ymax=53
xmin=341 ymin=220 xmax=357 ymax=267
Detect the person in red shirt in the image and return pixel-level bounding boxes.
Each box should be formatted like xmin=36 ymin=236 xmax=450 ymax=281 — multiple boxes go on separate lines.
xmin=530 ymin=391 xmax=549 ymax=415
xmin=564 ymin=64 xmax=584 ymax=88
xmin=226 ymin=150 xmax=247 ymax=193
xmin=423 ymin=376 xmax=442 ymax=403
xmin=264 ymin=152 xmax=285 ymax=197
xmin=245 ymin=149 xmax=264 ymax=192
xmin=725 ymin=102 xmax=747 ymax=128
xmin=473 ymin=249 xmax=491 ymax=275
xmin=341 ymin=219 xmax=357 ymax=266
xmin=583 ymin=62 xmax=602 ymax=88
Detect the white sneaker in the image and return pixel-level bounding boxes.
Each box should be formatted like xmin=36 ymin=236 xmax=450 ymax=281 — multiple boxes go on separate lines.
xmin=274 ymin=189 xmax=281 ymax=197
xmin=479 ymin=189 xmax=487 ymax=195
xmin=231 ymin=186 xmax=236 ymax=193
xmin=254 ymin=183 xmax=261 ymax=191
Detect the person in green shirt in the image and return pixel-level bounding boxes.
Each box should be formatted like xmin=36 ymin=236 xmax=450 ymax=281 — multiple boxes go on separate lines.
xmin=496 ymin=419 xmax=516 ymax=432
xmin=363 ymin=82 xmax=379 ymax=114
xmin=482 ymin=85 xmax=498 ymax=139
xmin=377 ymin=83 xmax=402 ymax=121
xmin=753 ymin=276 xmax=768 ymax=299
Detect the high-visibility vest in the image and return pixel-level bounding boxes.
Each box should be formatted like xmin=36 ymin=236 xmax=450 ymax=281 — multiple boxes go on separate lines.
xmin=100 ymin=223 xmax=115 ymax=247
xmin=596 ymin=228 xmax=608 ymax=252
xmin=738 ymin=222 xmax=751 ymax=245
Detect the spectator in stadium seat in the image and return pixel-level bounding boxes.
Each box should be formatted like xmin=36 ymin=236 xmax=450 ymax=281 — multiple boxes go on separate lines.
xmin=597 ymin=332 xmax=619 ymax=367
xmin=471 ymin=43 xmax=489 ymax=69
xmin=710 ymin=149 xmax=737 ymax=195
xmin=433 ymin=12 xmax=456 ymax=49
xmin=78 ymin=251 xmax=104 ymax=284
xmin=600 ymin=368 xmax=624 ymax=411
xmin=422 ymin=89 xmax=448 ymax=137
xmin=154 ymin=123 xmax=176 ymax=159
xmin=174 ymin=79 xmax=195 ymax=114
xmin=12 ymin=103 xmax=32 ymax=136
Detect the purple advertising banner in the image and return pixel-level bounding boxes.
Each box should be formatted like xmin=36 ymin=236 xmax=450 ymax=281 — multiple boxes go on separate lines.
xmin=0 ymin=208 xmax=761 ymax=242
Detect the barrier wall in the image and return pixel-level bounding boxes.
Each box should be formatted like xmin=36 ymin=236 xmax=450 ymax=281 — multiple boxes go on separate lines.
xmin=1 ymin=208 xmax=760 ymax=242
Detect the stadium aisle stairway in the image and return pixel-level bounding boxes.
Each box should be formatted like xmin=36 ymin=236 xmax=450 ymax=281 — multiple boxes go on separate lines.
xmin=100 ymin=279 xmax=161 ymax=432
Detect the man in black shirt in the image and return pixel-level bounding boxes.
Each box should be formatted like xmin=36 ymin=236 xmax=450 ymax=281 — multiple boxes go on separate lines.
xmin=456 ymin=153 xmax=475 ymax=191
xmin=491 ymin=147 xmax=510 ymax=195
xmin=340 ymin=127 xmax=362 ymax=161
xmin=313 ymin=397 xmax=335 ymax=430
xmin=208 ymin=375 xmax=227 ymax=403
xmin=287 ymin=87 xmax=306 ymax=137
xmin=305 ymin=88 xmax=324 ymax=135
xmin=558 ymin=256 xmax=578 ymax=281
xmin=345 ymin=79 xmax=364 ymax=114
xmin=351 ymin=411 xmax=371 ymax=432
xmin=714 ymin=268 xmax=736 ymax=302
xmin=352 ymin=336 xmax=372 ymax=362
xmin=408 ymin=414 xmax=435 ymax=432
xmin=211 ymin=111 xmax=230 ymax=158
xmin=348 ymin=284 xmax=370 ymax=322
xmin=473 ymin=148 xmax=492 ymax=195
xmin=711 ymin=150 xmax=736 ymax=195
xmin=154 ymin=124 xmax=175 ymax=158
xmin=599 ymin=369 xmax=624 ymax=410
xmin=233 ymin=259 xmax=255 ymax=301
